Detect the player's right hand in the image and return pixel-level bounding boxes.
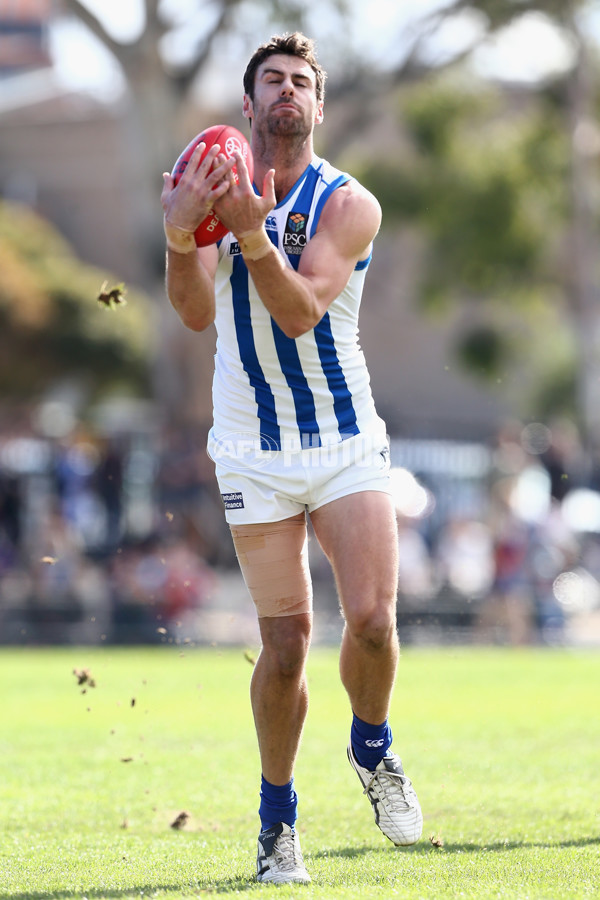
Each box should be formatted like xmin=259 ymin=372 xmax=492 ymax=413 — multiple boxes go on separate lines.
xmin=161 ymin=142 xmax=235 ymax=232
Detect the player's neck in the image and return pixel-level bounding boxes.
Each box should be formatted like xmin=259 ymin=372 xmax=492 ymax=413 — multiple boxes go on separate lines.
xmin=252 ymin=133 xmax=314 ymax=202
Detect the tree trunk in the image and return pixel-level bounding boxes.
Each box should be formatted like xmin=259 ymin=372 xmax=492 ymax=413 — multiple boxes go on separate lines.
xmin=567 ymin=22 xmax=600 ymax=476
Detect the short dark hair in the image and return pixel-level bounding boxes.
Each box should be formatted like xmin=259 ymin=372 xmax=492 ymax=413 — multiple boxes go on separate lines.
xmin=243 ymin=32 xmax=327 ymax=103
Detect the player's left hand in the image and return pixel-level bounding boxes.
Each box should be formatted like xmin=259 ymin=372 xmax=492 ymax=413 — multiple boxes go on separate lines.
xmin=212 ymin=151 xmax=276 ymax=237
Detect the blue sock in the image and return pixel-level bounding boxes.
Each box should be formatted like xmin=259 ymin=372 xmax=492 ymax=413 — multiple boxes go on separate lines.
xmin=351 ymin=713 xmax=393 ymax=770
xmin=259 ymin=776 xmax=298 ymax=832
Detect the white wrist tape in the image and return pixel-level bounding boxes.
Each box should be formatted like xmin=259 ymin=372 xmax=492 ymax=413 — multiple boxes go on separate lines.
xmin=164 ymin=218 xmax=197 ymax=254
xmin=238 ymin=227 xmax=272 ymax=261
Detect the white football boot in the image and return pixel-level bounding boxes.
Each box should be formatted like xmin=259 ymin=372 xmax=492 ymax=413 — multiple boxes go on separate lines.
xmin=256 ymin=822 xmax=311 ymax=884
xmin=348 ymin=743 xmax=423 ymax=846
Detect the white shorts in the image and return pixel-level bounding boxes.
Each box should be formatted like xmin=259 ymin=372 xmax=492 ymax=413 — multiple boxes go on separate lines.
xmin=207 ymin=430 xmax=392 ymax=525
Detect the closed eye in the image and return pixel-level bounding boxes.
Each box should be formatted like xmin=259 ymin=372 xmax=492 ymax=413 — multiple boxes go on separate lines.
xmin=261 ymin=68 xmax=312 ymax=90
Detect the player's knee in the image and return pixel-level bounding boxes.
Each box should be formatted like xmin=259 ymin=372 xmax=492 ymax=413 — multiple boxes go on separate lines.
xmin=344 ymin=595 xmax=397 ymax=651
xmin=260 ymin=615 xmax=312 ymax=677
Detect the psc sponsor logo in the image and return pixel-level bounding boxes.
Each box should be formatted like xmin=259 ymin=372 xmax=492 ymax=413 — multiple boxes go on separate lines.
xmin=283 ymin=211 xmax=308 ymax=256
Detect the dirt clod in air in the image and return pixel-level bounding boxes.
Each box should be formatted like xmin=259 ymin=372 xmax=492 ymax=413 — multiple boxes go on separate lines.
xmin=73 ymin=668 xmax=96 ymax=689
xmin=170 ymin=811 xmax=190 ymax=830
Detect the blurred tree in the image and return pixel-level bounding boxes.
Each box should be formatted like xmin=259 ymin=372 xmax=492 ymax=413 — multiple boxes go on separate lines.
xmin=563 ymin=12 xmax=600 ymax=468
xmin=352 ymin=2 xmax=600 ymax=464
xmin=0 ymin=200 xmax=152 ymax=400
xmin=358 ymin=75 xmax=567 ymax=348
xmin=56 ymin=0 xmax=577 ymax=276
xmin=57 ymin=0 xmax=353 ymax=278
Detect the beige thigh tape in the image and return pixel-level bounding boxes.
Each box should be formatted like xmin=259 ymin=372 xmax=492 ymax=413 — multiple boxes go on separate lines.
xmin=230 ymin=515 xmax=313 ymax=617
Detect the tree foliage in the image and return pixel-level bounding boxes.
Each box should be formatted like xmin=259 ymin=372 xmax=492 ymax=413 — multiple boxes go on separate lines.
xmin=0 ymin=201 xmax=152 ymax=400
xmin=353 ymin=69 xmax=581 ymax=416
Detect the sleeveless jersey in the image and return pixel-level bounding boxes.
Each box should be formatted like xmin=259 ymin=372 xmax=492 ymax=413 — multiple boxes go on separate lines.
xmin=211 ymin=155 xmax=386 ymax=451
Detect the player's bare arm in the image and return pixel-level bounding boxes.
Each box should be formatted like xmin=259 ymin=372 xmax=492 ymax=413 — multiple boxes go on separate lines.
xmin=214 ymin=156 xmax=382 ymax=338
xmin=161 ymin=142 xmax=234 ymax=332
xmin=163 ymin=243 xmax=220 ymax=332
xmin=245 ymin=183 xmax=380 ymax=338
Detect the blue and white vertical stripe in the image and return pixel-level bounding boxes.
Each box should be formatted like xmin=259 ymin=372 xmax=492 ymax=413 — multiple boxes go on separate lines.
xmin=212 ymin=155 xmax=384 ymax=450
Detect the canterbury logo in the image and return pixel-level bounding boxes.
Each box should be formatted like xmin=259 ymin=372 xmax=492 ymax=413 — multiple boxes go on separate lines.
xmin=365 ymin=739 xmax=385 ymax=748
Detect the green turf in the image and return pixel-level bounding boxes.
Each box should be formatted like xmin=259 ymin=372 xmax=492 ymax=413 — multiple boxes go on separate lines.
xmin=0 ymin=644 xmax=598 ymax=899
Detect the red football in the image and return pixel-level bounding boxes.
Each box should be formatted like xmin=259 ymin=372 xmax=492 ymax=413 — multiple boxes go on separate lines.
xmin=171 ymin=124 xmax=254 ymax=247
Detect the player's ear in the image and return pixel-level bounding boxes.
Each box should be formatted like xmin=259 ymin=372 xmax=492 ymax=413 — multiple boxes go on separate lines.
xmin=314 ymin=100 xmax=324 ymax=125
xmin=243 ymin=94 xmax=253 ymax=120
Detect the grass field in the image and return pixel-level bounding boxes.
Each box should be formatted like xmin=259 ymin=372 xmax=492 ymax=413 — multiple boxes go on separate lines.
xmin=0 ymin=644 xmax=599 ymax=899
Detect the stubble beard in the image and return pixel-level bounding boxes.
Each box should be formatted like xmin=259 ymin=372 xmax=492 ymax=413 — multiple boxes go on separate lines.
xmin=267 ymin=112 xmax=309 ymax=137
xmin=253 ymin=106 xmax=313 ymax=164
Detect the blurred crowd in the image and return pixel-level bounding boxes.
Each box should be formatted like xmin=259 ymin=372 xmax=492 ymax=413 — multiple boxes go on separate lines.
xmin=0 ymin=404 xmax=230 ymax=644
xmin=1 ymin=405 xmax=600 ymax=646
xmin=393 ymin=419 xmax=600 ymax=646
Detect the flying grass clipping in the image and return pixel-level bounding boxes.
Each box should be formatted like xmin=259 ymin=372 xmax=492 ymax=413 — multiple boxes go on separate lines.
xmin=97 ymin=281 xmax=127 ymax=309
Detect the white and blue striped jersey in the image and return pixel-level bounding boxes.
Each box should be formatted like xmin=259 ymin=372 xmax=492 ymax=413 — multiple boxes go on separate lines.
xmin=211 ymin=155 xmax=386 ymax=451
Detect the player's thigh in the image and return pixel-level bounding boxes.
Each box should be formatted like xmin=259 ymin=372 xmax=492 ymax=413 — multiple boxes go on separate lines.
xmin=310 ymin=490 xmax=398 ymax=615
xmin=230 ymin=512 xmax=313 ymax=618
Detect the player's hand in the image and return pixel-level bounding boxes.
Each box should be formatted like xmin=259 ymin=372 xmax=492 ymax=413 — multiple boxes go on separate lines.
xmin=161 ymin=142 xmax=235 ymax=232
xmin=212 ymin=151 xmax=276 ymax=236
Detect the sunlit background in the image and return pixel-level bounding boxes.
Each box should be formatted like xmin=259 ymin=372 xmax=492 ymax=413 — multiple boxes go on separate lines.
xmin=2 ymin=0 xmax=600 ymax=648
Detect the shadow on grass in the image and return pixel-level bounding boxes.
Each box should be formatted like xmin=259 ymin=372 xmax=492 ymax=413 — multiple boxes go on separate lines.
xmin=0 ymin=877 xmax=254 ymax=900
xmin=312 ymin=834 xmax=600 ymax=858
xmin=3 ymin=837 xmax=599 ymax=899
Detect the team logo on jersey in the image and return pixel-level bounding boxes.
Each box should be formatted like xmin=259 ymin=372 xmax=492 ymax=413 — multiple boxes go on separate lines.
xmin=265 ymin=215 xmax=278 ymax=232
xmin=283 ymin=211 xmax=308 ymax=255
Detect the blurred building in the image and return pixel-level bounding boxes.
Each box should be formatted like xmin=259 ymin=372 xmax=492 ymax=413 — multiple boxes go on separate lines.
xmin=0 ymin=0 xmax=141 ymax=286
xmin=0 ymin=0 xmax=51 ymax=74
